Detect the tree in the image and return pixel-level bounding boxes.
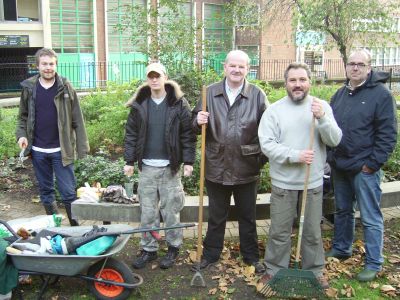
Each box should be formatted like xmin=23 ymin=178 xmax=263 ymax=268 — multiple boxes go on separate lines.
xmin=292 ymin=0 xmax=398 ymax=66
xmin=115 ymin=0 xmax=201 ymax=73
xmin=230 ymin=0 xmax=398 ymax=66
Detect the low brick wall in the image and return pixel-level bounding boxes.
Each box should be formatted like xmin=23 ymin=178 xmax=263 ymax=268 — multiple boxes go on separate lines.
xmin=72 ymin=181 xmax=400 ymax=223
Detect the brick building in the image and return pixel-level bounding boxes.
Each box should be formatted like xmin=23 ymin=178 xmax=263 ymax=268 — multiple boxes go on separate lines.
xmin=0 ymin=0 xmax=399 ymax=91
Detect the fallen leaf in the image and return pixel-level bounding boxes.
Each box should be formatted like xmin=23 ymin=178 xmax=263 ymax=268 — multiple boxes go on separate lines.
xmin=208 ymin=288 xmax=217 ymax=295
xmin=380 ymin=285 xmax=396 ymax=292
xmin=221 ymin=248 xmax=231 ymax=260
xmin=31 ymin=196 xmax=40 ymax=203
xmin=325 ymin=287 xmax=338 ymax=298
xmin=370 ymin=282 xmax=380 ymax=289
xmin=388 ymin=255 xmax=400 ymax=264
xmin=189 ymin=250 xmax=197 ymax=263
xmin=340 ymin=284 xmax=355 ymax=298
xmin=243 ymin=265 xmax=255 ymax=277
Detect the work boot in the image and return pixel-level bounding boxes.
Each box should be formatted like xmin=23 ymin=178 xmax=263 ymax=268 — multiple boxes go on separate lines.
xmin=64 ymin=202 xmax=79 ymax=226
xmin=356 ymin=269 xmax=378 ymax=282
xmin=43 ymin=202 xmax=59 ymax=215
xmin=190 ymin=257 xmax=218 ymax=272
xmin=325 ymin=248 xmax=351 ymax=260
xmin=159 ymin=246 xmax=179 ymax=269
xmin=244 ymin=260 xmax=266 ymax=275
xmin=317 ymin=275 xmax=330 ymax=289
xmin=132 ymin=250 xmax=158 ymax=269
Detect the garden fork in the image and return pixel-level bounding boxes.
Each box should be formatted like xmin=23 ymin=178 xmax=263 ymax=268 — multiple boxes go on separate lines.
xmin=18 ymin=148 xmax=28 ymax=168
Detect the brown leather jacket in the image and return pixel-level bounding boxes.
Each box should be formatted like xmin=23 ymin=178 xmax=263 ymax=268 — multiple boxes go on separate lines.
xmin=192 ymin=79 xmax=268 ymax=185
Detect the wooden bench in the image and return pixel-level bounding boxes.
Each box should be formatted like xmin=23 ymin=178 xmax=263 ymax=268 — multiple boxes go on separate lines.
xmin=71 ymin=181 xmax=400 ymax=223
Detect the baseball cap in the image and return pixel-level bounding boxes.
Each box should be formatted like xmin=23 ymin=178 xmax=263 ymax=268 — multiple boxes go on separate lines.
xmin=146 ymin=62 xmax=167 ymax=76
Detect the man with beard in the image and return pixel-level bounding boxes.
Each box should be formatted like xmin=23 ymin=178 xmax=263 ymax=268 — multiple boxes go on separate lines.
xmin=257 ymin=63 xmax=342 ymax=288
xmin=192 ymin=50 xmax=268 ymax=274
xmin=16 ymin=48 xmax=89 ymax=226
xmin=325 ymin=49 xmax=397 ymax=282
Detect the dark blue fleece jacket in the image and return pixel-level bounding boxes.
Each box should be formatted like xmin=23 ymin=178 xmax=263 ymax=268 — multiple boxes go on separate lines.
xmin=328 ymin=71 xmax=397 ymax=173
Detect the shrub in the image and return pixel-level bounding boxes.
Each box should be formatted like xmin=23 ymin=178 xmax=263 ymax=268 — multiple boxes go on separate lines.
xmin=74 ymin=153 xmax=137 ymax=189
xmin=383 ymin=128 xmax=400 ymax=182
xmin=171 ymin=69 xmax=222 ymax=107
xmin=0 ymin=107 xmax=19 ymax=159
xmin=81 ymin=80 xmax=141 ymax=153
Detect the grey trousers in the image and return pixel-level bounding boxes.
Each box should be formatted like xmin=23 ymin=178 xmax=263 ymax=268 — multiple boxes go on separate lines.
xmin=264 ymin=185 xmax=325 ymax=277
xmin=137 ymin=165 xmax=185 ymax=252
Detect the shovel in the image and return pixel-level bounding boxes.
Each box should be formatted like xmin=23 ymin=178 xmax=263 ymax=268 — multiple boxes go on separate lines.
xmin=259 ymin=115 xmax=327 ymax=299
xmin=191 ymin=86 xmax=207 ymax=287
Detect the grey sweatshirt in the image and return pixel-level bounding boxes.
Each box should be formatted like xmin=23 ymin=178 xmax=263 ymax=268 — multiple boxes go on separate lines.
xmin=258 ymin=95 xmax=342 ymax=190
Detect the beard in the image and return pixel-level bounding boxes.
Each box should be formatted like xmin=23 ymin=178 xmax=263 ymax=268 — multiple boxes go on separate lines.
xmin=287 ymin=88 xmax=308 ymax=102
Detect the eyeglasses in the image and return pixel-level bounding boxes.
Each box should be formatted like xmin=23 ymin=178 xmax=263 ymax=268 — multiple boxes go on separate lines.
xmin=346 ymin=62 xmax=368 ymax=68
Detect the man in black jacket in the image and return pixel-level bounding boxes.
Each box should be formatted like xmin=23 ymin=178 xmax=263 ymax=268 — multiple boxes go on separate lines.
xmin=124 ymin=62 xmax=196 ymax=269
xmin=192 ymin=50 xmax=268 ymax=274
xmin=326 ymin=49 xmax=397 ymax=282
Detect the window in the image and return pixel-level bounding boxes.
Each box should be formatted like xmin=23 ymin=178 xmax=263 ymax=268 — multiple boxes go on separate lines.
xmin=203 ymin=3 xmax=232 ymax=58
xmin=369 ymin=47 xmax=400 ymax=66
xmin=50 ymin=0 xmax=94 ymax=53
xmin=0 ymin=0 xmax=39 ymax=22
xmin=107 ymin=0 xmax=146 ymax=53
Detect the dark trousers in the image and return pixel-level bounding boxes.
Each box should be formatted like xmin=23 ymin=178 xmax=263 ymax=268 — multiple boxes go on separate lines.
xmin=31 ymin=150 xmax=77 ymax=205
xmin=203 ymin=179 xmax=259 ymax=263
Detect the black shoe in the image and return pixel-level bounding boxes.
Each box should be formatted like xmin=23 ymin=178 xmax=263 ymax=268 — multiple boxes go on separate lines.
xmin=132 ymin=250 xmax=158 ymax=269
xmin=252 ymin=261 xmax=266 ymax=274
xmin=190 ymin=257 xmax=217 ymax=272
xmin=159 ymin=246 xmax=179 ymax=269
xmin=244 ymin=260 xmax=266 ymax=274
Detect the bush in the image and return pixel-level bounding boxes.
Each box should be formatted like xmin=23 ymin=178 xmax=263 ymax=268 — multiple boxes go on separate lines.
xmin=171 ymin=68 xmax=222 ymax=107
xmin=81 ymin=80 xmax=141 ymax=153
xmin=74 ymin=152 xmax=138 ymax=189
xmin=0 ymin=108 xmax=19 ymax=159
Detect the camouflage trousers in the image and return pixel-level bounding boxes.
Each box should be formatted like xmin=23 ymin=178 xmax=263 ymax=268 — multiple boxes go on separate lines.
xmin=137 ymin=165 xmax=185 ymax=252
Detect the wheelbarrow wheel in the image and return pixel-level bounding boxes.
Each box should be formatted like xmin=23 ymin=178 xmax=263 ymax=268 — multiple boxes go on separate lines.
xmin=87 ymin=258 xmax=137 ymax=300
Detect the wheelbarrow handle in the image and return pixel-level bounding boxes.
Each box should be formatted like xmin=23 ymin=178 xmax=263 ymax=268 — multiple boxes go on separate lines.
xmin=61 ymin=223 xmax=197 ymax=254
xmin=0 ymin=219 xmax=19 ymax=238
xmin=102 ymin=223 xmax=196 ymax=236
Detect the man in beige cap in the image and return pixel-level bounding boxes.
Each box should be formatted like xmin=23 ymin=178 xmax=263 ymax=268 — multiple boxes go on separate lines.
xmin=124 ymin=62 xmax=196 ymax=270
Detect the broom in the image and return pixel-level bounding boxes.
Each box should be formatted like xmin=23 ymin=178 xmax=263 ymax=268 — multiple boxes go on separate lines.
xmin=259 ymin=115 xmax=327 ymax=299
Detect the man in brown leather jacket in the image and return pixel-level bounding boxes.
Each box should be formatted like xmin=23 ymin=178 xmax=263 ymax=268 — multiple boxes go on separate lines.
xmin=192 ymin=50 xmax=268 ymax=274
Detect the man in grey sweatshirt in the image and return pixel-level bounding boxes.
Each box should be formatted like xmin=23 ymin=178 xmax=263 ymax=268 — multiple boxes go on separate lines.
xmin=257 ymin=63 xmax=342 ymax=289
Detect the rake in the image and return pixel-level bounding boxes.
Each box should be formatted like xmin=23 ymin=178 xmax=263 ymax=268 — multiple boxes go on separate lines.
xmin=190 ymin=86 xmax=207 ymax=288
xmin=259 ymin=115 xmax=327 ymax=299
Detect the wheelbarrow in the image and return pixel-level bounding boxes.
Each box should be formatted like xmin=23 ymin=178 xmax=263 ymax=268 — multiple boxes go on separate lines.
xmin=0 ymin=219 xmax=194 ymax=300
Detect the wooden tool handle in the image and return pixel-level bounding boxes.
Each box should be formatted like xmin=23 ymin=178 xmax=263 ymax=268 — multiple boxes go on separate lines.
xmin=196 ymin=85 xmax=207 ymax=261
xmin=295 ymin=114 xmax=316 ymax=263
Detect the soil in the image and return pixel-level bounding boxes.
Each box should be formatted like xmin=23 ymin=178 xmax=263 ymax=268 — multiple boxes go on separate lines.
xmin=1 ymin=160 xmax=400 ymax=300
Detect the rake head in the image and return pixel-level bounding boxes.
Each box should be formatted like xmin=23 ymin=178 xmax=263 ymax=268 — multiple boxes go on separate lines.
xmin=258 ymin=269 xmax=327 ymax=299
xmin=190 ymin=264 xmax=206 ymax=287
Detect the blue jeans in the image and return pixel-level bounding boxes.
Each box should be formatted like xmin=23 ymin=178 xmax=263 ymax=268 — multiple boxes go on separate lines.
xmin=331 ymin=168 xmax=383 ymax=271
xmin=31 ymin=150 xmax=77 ymax=205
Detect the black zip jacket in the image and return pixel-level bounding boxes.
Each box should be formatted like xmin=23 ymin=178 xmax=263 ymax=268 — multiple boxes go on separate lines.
xmin=328 ymin=71 xmax=397 ymax=173
xmin=124 ymin=80 xmax=196 ymax=174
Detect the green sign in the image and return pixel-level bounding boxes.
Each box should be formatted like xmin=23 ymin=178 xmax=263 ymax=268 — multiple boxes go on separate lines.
xmin=0 ymin=35 xmax=29 ymax=47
